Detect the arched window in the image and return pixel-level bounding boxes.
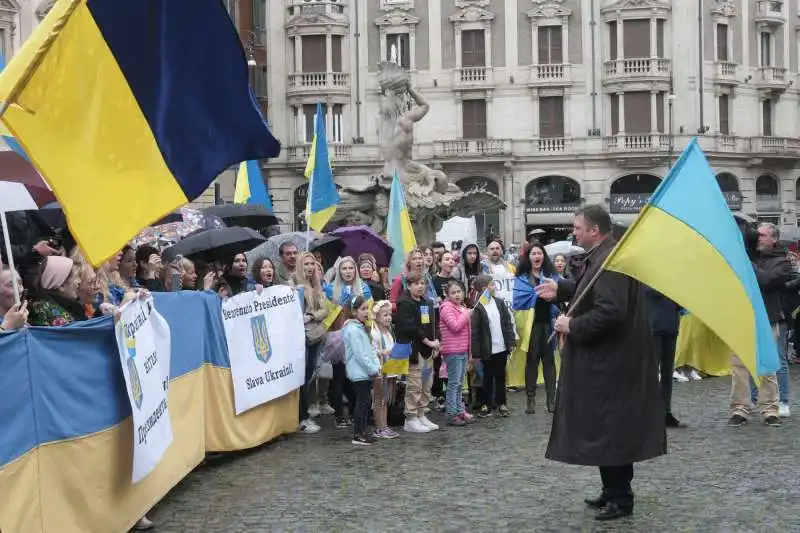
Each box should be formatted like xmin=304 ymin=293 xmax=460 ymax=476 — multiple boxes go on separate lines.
xmin=456 ymin=177 xmax=501 ymax=246
xmin=716 ymin=172 xmax=742 ymax=210
xmin=609 ymin=174 xmax=661 ymax=213
xmin=756 ymin=174 xmax=780 ymax=214
xmin=294 ymin=183 xmax=308 ymax=231
xmin=524 ymin=176 xmax=581 ymax=212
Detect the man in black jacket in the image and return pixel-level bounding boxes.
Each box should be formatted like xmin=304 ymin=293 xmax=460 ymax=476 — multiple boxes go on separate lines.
xmin=729 ymin=222 xmax=790 ymax=427
xmin=644 ymin=287 xmax=684 ymax=428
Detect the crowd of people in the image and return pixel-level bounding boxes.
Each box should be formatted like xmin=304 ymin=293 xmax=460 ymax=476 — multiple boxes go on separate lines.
xmin=1 ymin=203 xmax=798 ymax=525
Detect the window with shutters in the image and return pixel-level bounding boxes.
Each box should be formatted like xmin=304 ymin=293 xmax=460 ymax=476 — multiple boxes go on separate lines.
xmin=623 ymin=92 xmax=651 ymax=134
xmin=623 ymin=19 xmax=649 ymax=59
xmin=462 ymin=100 xmax=487 ymax=139
xmin=716 ymin=24 xmax=729 ymax=61
xmin=762 ymin=99 xmax=773 ymax=136
xmin=461 ymin=30 xmax=486 ymax=68
xmin=719 ymin=95 xmax=730 ymax=135
xmin=386 ymin=33 xmax=411 ymax=69
xmin=300 ymin=104 xmax=320 ymax=144
xmin=297 ymin=104 xmax=343 ymax=143
xmin=538 ymin=96 xmax=565 ymax=138
xmin=537 ymin=26 xmax=563 ymax=65
xmin=760 ymin=32 xmax=772 ymax=67
xmin=608 ymin=22 xmax=618 ymax=60
xmin=330 ymin=104 xmax=344 ymax=144
xmin=253 ymin=66 xmax=268 ymax=99
xmin=332 ymin=35 xmax=343 ymax=72
xmin=302 ymin=35 xmax=326 ymax=72
xmin=656 ymin=19 xmax=664 ymax=58
xmin=656 ymin=92 xmax=664 ymax=133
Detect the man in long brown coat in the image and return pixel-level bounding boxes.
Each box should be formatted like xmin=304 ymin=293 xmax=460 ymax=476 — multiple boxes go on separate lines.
xmin=536 ymin=204 xmax=666 ymax=522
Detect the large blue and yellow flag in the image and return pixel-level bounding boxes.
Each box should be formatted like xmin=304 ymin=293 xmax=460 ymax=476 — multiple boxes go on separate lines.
xmin=0 ymin=0 xmax=281 ymax=265
xmin=234 ymin=160 xmax=274 ymax=213
xmin=603 ymin=138 xmax=779 ymax=378
xmin=304 ymin=103 xmax=339 ymax=231
xmin=386 ymin=170 xmax=417 ymax=280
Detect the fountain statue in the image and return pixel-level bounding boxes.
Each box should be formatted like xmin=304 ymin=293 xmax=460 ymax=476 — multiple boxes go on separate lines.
xmin=332 ymin=62 xmax=506 ymax=245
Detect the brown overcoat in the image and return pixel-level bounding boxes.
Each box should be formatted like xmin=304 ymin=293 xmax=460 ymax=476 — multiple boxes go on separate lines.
xmin=545 ymin=239 xmax=667 ymax=466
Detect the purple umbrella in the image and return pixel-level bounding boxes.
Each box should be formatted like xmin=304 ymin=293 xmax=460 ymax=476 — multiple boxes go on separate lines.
xmin=331 ymin=225 xmax=394 ymax=267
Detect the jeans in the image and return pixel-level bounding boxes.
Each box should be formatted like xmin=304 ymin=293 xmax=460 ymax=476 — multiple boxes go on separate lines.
xmin=299 ymin=342 xmax=320 ymax=422
xmin=526 ymin=322 xmax=556 ymax=408
xmin=653 ymin=334 xmax=677 ymax=415
xmin=482 ymin=351 xmax=508 ymax=409
xmin=329 ymin=362 xmax=356 ymax=419
xmin=750 ymin=321 xmax=789 ymax=405
xmin=444 ymin=354 xmax=467 ymax=417
xmin=352 ymin=380 xmax=373 ymax=438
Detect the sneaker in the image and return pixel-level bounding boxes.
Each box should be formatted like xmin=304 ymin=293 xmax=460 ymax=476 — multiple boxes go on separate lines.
xmin=308 ymin=403 xmax=321 ymax=418
xmin=403 ymin=417 xmax=430 ymax=433
xmin=498 ymin=405 xmax=510 ymax=417
xmin=765 ymin=415 xmax=782 ymax=427
xmin=477 ymin=405 xmax=492 ymax=418
xmin=334 ymin=416 xmax=349 ymax=429
xmin=689 ymin=370 xmax=703 ymax=381
xmin=460 ymin=411 xmax=476 ymax=423
xmin=673 ymin=371 xmax=689 ymax=383
xmin=419 ymin=414 xmax=440 ymax=431
xmin=448 ymin=415 xmax=467 ymax=426
xmin=319 ymin=403 xmax=335 ymax=415
xmin=351 ymin=435 xmax=373 ymax=446
xmin=727 ymin=414 xmax=747 ymax=427
xmin=299 ymin=419 xmax=321 ymax=434
xmin=778 ymin=403 xmax=791 ymax=418
xmin=134 ymin=516 xmax=155 ymax=531
xmin=376 ymin=427 xmax=399 ymax=439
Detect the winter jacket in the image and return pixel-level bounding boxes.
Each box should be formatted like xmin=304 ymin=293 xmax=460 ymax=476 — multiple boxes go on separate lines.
xmin=395 ymin=291 xmax=435 ymax=364
xmin=753 ymin=246 xmax=792 ymax=324
xmin=342 ymin=319 xmax=381 ymax=382
xmin=471 ymin=296 xmax=516 ymax=360
xmin=439 ymin=299 xmax=471 ymax=355
xmin=643 ymin=286 xmax=681 ymax=336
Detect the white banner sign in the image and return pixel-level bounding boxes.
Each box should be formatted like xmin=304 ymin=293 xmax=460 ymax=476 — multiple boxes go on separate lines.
xmin=222 ymin=285 xmax=306 ymax=415
xmin=490 ymin=267 xmax=518 ymax=338
xmin=115 ymin=297 xmax=173 ymax=484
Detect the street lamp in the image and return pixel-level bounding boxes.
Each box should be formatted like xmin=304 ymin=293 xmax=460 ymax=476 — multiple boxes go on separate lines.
xmin=667 ymin=93 xmax=676 ymax=169
xmin=241 ymin=30 xmax=257 ymax=67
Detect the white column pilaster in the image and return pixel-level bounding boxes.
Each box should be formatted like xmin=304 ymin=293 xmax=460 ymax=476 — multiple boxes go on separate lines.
xmin=294 ymin=36 xmax=302 ymax=71
xmin=485 ymin=26 xmax=492 ymax=67
xmin=429 ymin=0 xmax=442 ymax=75
xmin=455 ymin=26 xmax=463 ymax=68
xmin=325 ymin=32 xmax=333 ymax=73
xmin=562 ymin=16 xmax=569 ymax=64
xmin=650 ymin=90 xmax=658 ymax=134
xmin=616 ymin=20 xmax=624 ymax=73
xmin=410 ymin=27 xmax=417 ymax=70
xmin=618 ymin=92 xmax=625 ymax=134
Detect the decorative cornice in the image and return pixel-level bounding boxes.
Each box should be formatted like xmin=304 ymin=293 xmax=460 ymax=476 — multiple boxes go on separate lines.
xmin=375 ymin=8 xmax=419 ymax=27
xmin=711 ymin=1 xmax=737 ymax=18
xmin=527 ymin=0 xmax=572 ymax=20
xmin=450 ymin=4 xmax=496 ymax=24
xmin=285 ymin=12 xmax=348 ymax=30
xmin=601 ymin=0 xmax=671 ymax=14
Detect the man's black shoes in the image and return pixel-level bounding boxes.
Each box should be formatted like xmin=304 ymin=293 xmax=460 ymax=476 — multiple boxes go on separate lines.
xmin=595 ymin=502 xmax=633 ymax=521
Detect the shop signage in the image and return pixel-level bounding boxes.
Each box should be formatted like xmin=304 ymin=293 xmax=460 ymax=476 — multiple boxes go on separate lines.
xmin=525 ymin=203 xmax=581 ymax=214
xmin=724 ymin=191 xmax=743 ymax=211
xmin=609 ymin=193 xmax=650 ymax=214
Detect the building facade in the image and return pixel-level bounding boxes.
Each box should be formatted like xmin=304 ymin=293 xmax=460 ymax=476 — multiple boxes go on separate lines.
xmin=262 ymin=0 xmax=800 ymax=245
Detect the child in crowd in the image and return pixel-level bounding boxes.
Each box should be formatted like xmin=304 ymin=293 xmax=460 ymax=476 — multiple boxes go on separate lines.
xmin=471 ymin=275 xmax=516 ymax=417
xmin=439 ymin=280 xmax=475 ymax=426
xmin=342 ymin=296 xmax=382 ymax=446
xmin=371 ymin=300 xmax=400 ymax=439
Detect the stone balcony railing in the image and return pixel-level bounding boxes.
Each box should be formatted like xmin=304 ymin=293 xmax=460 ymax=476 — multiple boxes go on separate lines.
xmin=603 ymin=134 xmax=671 ymax=152
xmin=286 ymin=143 xmax=352 ymax=162
xmin=753 ymin=0 xmax=785 ymax=24
xmin=529 ymin=63 xmax=571 ymax=84
xmin=533 ymin=137 xmax=570 ymax=154
xmin=453 ymin=66 xmax=494 ymax=86
xmin=287 ymin=72 xmax=350 ymax=95
xmin=433 ymin=139 xmax=511 ymax=157
xmin=714 ymin=61 xmax=737 ymax=82
xmin=755 ymin=66 xmax=788 ymax=86
xmin=750 ymin=136 xmax=800 ymax=153
xmin=287 ymin=0 xmax=346 ymax=17
xmin=602 ymin=58 xmax=671 ymax=82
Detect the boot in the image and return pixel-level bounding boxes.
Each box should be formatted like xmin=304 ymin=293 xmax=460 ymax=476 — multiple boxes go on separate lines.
xmin=525 ymin=395 xmax=535 ymax=414
xmin=546 ymin=396 xmax=556 ymax=414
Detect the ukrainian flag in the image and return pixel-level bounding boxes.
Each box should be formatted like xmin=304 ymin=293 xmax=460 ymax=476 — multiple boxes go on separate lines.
xmin=603 ymin=138 xmax=779 ymax=378
xmin=387 ymin=170 xmax=417 ymax=280
xmin=478 ymin=288 xmax=492 ymax=307
xmin=383 ymin=342 xmax=411 ymax=377
xmin=0 ymin=0 xmax=281 ymax=266
xmin=234 ymin=160 xmax=274 ymax=213
xmin=304 ymin=103 xmax=339 ymax=232
xmin=0 ymin=52 xmax=30 ymax=161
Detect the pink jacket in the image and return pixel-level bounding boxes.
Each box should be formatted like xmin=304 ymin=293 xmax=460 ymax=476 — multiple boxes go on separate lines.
xmin=439 ymin=300 xmax=471 ymax=356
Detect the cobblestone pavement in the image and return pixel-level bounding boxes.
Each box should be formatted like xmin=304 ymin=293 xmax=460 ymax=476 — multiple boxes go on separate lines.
xmin=152 ymin=370 xmax=799 ymax=532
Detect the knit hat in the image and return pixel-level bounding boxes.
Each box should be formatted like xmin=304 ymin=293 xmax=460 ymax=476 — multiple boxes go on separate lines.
xmin=41 ymin=256 xmax=74 ymax=290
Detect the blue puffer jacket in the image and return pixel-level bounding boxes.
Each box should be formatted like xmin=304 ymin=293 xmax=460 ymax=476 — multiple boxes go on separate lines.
xmin=342 ymin=319 xmax=381 ymax=382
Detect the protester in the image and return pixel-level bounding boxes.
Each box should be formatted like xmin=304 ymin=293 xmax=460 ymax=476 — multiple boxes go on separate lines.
xmin=430 ymin=241 xmax=447 ymax=265
xmin=29 ymin=255 xmax=86 ymax=326
xmin=222 ymin=253 xmax=250 ymax=296
xmin=535 ymin=205 xmax=665 ymax=522
xmin=251 ymin=257 xmax=275 ymax=287
xmin=118 ymin=246 xmax=137 ymax=291
xmin=439 ymin=280 xmax=473 ymax=426
xmin=422 ymin=246 xmax=436 ymax=276
xmin=342 ymin=296 xmax=381 ymax=446
xmin=370 ymin=300 xmax=400 ymax=439
xmin=295 ymin=251 xmax=328 ymax=435
xmin=358 ymin=256 xmax=386 ymax=301
xmin=454 ymin=243 xmax=482 ymax=304
xmin=390 ymin=247 xmax=431 ymax=311
xmin=645 ymin=287 xmax=684 ymax=428
xmin=516 ymin=243 xmax=560 ymax=414
xmin=432 ymin=250 xmax=457 ymax=301
xmin=553 ymin=253 xmax=570 ymax=278
xmin=275 ymin=242 xmax=299 ymax=285
xmin=483 ymin=240 xmax=515 ymax=276
xmin=471 ymin=275 xmax=515 ymax=417
xmin=134 ymin=245 xmax=165 ymax=292
xmin=0 ymin=266 xmax=28 ymax=331
xmin=396 ymin=271 xmax=439 ymax=433
xmin=180 ymin=257 xmax=199 ymax=290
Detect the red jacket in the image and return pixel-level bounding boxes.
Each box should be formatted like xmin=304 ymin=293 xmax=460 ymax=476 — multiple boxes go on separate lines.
xmin=439 ymin=299 xmax=471 ymax=356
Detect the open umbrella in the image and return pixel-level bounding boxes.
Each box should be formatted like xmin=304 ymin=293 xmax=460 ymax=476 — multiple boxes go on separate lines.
xmin=201 ymin=204 xmax=278 ymax=230
xmin=246 ymin=231 xmax=320 ymax=265
xmin=544 ymin=240 xmax=585 ymax=258
xmin=331 ymin=225 xmax=394 ymax=266
xmin=161 ymin=226 xmax=266 ymax=263
xmin=0 ymin=181 xmax=55 ymax=211
xmin=309 ymin=235 xmax=345 ymax=269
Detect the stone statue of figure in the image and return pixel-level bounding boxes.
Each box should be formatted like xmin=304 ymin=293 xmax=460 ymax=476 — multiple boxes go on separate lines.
xmin=389 ymin=43 xmax=399 ymax=65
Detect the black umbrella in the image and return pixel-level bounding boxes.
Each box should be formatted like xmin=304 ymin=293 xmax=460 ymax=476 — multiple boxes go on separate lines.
xmin=161 ymin=226 xmax=266 ymax=263
xmin=309 ymin=235 xmax=345 ymax=270
xmin=201 ymin=204 xmax=278 ymax=230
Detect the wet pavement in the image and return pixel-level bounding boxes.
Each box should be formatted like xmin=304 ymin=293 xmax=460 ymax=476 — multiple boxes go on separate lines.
xmin=151 ymin=369 xmax=799 ymax=532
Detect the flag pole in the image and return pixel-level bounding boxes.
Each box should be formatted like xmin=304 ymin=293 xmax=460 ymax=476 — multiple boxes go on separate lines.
xmin=0 ymin=0 xmax=82 ymax=120
xmin=0 ymin=209 xmax=21 ymax=306
xmin=305 ymin=157 xmax=313 ymax=252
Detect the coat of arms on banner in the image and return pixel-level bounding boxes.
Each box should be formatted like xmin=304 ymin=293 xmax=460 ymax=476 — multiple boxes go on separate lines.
xmin=126 ymin=335 xmax=144 ymax=410
xmin=251 ymin=315 xmax=271 ymax=364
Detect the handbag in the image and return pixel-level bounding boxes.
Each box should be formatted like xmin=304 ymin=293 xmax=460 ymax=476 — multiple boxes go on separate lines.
xmin=318 ymin=330 xmax=345 ymax=364
xmin=304 ymin=321 xmax=327 ymax=345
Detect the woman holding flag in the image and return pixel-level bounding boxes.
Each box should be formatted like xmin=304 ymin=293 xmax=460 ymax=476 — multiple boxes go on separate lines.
xmin=513 ymin=243 xmax=562 ymax=415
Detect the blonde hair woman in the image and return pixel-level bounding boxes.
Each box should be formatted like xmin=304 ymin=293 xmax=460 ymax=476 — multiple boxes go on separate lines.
xmin=324 ymin=256 xmax=372 ymax=306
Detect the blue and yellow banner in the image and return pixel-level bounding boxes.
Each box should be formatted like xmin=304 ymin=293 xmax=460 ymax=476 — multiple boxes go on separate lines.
xmin=0 ymin=0 xmax=281 ymax=265
xmin=234 ymin=159 xmax=274 ymax=213
xmin=304 ymin=102 xmax=339 ymax=231
xmin=386 ymin=170 xmax=417 ymax=280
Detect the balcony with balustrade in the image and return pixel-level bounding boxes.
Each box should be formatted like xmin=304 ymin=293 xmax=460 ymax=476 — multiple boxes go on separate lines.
xmin=753 ymin=0 xmax=785 ymax=25
xmin=286 ymin=72 xmax=350 ymax=101
xmin=754 ymin=66 xmax=788 ymax=92
xmin=601 ymin=58 xmax=671 ymax=87
xmin=286 ymin=143 xmax=352 ymax=162
xmin=532 ymin=137 xmax=571 ymax=154
xmin=452 ymin=67 xmax=494 ymax=89
xmin=750 ymin=136 xmax=800 ymax=155
xmin=713 ymin=61 xmax=738 ymax=85
xmin=528 ymin=64 xmax=572 ymax=87
xmin=287 ymin=0 xmax=347 ymax=18
xmin=432 ymin=139 xmax=511 ymax=158
xmin=603 ymin=134 xmax=670 ymax=153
